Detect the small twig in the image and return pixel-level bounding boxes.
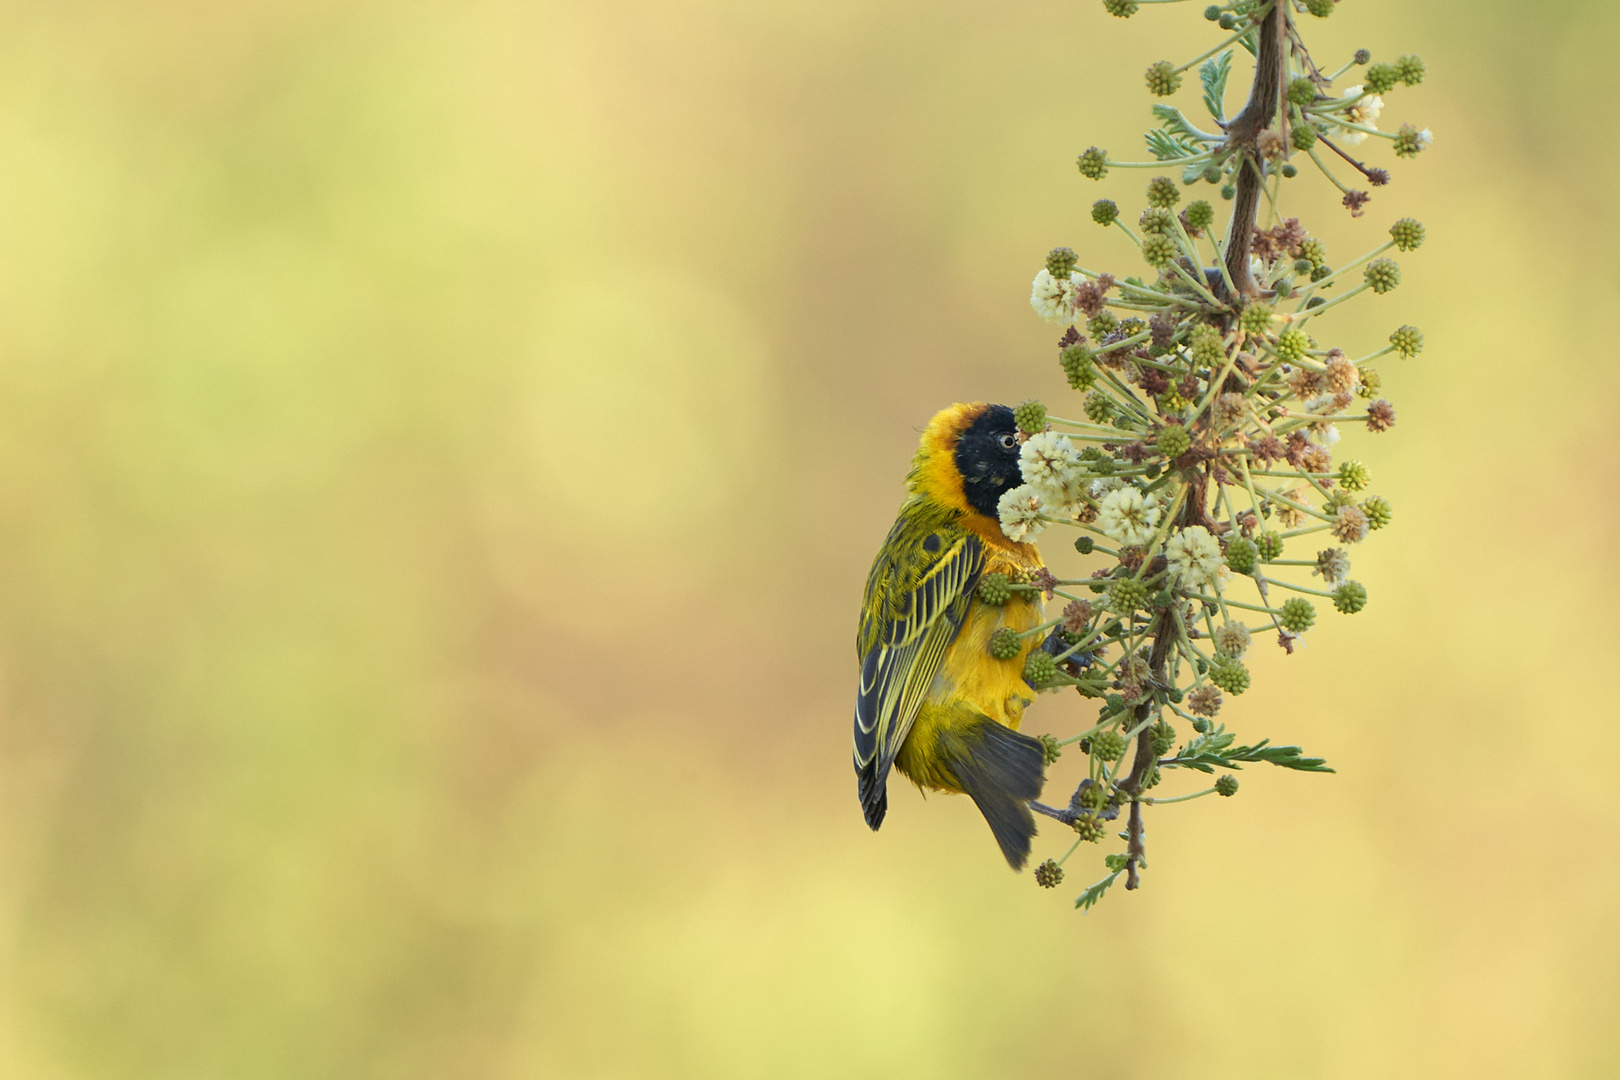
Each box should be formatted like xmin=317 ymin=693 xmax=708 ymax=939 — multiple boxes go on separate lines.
xmin=1316 ymin=134 xmax=1390 ymax=187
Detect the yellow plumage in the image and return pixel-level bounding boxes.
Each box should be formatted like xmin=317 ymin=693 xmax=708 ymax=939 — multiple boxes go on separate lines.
xmin=853 ymin=402 xmax=1050 ymax=868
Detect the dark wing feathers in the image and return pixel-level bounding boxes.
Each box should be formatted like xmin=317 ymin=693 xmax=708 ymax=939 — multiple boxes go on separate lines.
xmin=853 ymin=516 xmax=983 ymax=829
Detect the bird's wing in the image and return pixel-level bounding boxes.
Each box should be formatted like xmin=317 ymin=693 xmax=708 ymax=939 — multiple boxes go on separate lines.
xmin=853 ymin=518 xmax=984 ymax=799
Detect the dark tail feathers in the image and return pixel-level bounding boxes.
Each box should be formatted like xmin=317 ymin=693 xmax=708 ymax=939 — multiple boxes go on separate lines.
xmin=950 ymin=722 xmax=1047 ymax=870
xmin=858 ymin=759 xmax=888 ymax=831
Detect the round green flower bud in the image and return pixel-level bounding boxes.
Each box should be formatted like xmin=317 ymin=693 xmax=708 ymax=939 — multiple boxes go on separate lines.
xmin=1291 ymin=258 xmax=1313 ymax=277
xmin=1092 ymin=198 xmax=1120 ymax=226
xmin=1091 ymin=730 xmax=1127 ymax=761
xmin=1389 ymin=218 xmax=1425 ymax=252
xmin=1280 ymin=162 xmax=1299 ymax=178
xmin=1146 ymin=175 xmax=1180 ymax=208
xmin=1225 ymin=536 xmax=1258 ymax=574
xmin=990 ymin=626 xmax=1021 ymax=660
xmin=1239 ymin=302 xmax=1273 ymax=335
xmin=1025 ymin=650 xmax=1059 ymax=687
xmin=1309 ymin=263 xmax=1332 ymax=283
xmin=1083 ymin=391 xmax=1114 ymax=423
xmin=1150 ymin=720 xmax=1177 ymax=757
xmin=1286 ymin=77 xmax=1316 ymax=107
xmin=1141 ymin=233 xmax=1178 ymax=269
xmin=1290 ymin=123 xmax=1317 ymax=151
xmin=1304 ymin=0 xmax=1333 ymax=15
xmin=1139 ymin=206 xmax=1176 ymax=235
xmin=1353 ymin=48 xmax=1372 ymax=65
xmin=1361 ymin=495 xmax=1392 ymax=530
xmin=1215 ymin=774 xmax=1239 ymax=797
xmin=1167 ymin=687 xmax=1184 ymax=704
xmin=978 ymin=572 xmax=1012 ymax=605
xmin=1061 ymin=344 xmax=1097 ymax=390
xmin=1256 ymin=531 xmax=1283 ymax=561
xmin=1117 ymin=317 xmax=1145 ymax=337
xmin=1363 ymin=63 xmax=1398 ymax=94
xmin=1109 ymin=577 xmax=1149 ymax=614
xmin=1046 ymin=247 xmax=1078 ymax=277
xmin=1393 ymin=53 xmax=1426 ymax=86
xmin=1280 ymin=597 xmax=1316 ymax=633
xmin=1145 ymin=60 xmax=1182 ymax=97
xmin=1322 ymin=488 xmax=1357 ymax=515
xmin=1088 ymin=311 xmax=1118 ymax=337
xmin=1298 ymin=238 xmax=1325 ymax=267
xmin=1203 ymin=164 xmax=1224 ymax=184
xmin=1364 ymin=258 xmax=1400 ymax=294
xmin=1038 ymin=734 xmax=1062 ymax=766
xmin=1104 ymin=0 xmax=1139 ymax=16
xmin=1014 ymin=399 xmax=1048 ymax=435
xmin=1073 ymin=815 xmax=1107 ymax=842
xmin=1190 ymin=325 xmax=1224 ymax=365
xmin=1217 ymin=12 xmax=1237 ymax=29
xmin=1393 ymin=123 xmax=1428 ymax=158
xmin=1077 ymin=146 xmax=1110 ymax=180
xmin=1275 ymin=327 xmax=1309 ymax=362
xmin=1358 ymin=367 xmax=1382 ymax=398
xmin=1337 ymin=460 xmax=1371 ymax=491
xmin=1182 ymin=200 xmax=1214 ymax=231
xmin=1156 ymin=423 xmax=1191 ymax=459
xmin=1033 ymin=859 xmax=1063 ymax=887
xmin=1103 ymin=691 xmax=1126 ymax=714
xmin=1219 ymin=183 xmax=1236 ymax=200
xmin=1207 ymin=655 xmax=1250 ymax=694
xmin=1390 ymin=324 xmax=1423 ymax=358
xmin=1203 ymin=3 xmax=1221 ymax=18
xmin=1075 ymin=536 xmax=1095 ymax=555
xmin=1332 ymin=580 xmax=1368 ymax=614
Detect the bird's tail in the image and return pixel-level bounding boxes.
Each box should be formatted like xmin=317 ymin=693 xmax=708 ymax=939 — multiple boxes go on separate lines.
xmin=858 ymin=758 xmax=888 ymax=831
xmin=949 ymin=720 xmax=1047 ymax=870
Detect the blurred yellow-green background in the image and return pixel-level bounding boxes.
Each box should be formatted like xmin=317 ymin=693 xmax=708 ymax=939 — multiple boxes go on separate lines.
xmin=0 ymin=1 xmax=1614 ymax=1077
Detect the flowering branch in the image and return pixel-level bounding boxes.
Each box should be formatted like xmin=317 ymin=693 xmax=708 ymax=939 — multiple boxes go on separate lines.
xmin=1017 ymin=0 xmax=1429 ymax=908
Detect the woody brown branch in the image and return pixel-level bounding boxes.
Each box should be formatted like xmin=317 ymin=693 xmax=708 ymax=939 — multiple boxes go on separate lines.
xmin=1120 ymin=469 xmax=1209 ymax=889
xmin=1218 ymin=0 xmax=1287 ymax=300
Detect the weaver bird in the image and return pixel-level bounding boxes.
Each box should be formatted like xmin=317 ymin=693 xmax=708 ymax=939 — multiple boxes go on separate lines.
xmin=853 ymin=402 xmax=1049 ymax=869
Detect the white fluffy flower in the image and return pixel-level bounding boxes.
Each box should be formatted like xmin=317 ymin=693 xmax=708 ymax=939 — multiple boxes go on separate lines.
xmin=1417 ymin=127 xmax=1434 ymax=149
xmin=1302 ymin=393 xmax=1342 ymax=416
xmin=997 ymin=484 xmax=1046 ymax=543
xmin=1339 ymin=85 xmax=1383 ymax=145
xmin=1034 ymin=467 xmax=1090 ymax=520
xmin=1019 ymin=431 xmax=1080 ymax=487
xmin=1089 ymin=477 xmax=1124 ymax=499
xmin=1029 ymin=269 xmax=1077 ymax=325
xmin=1096 ymin=487 xmax=1161 ymax=547
xmin=1166 ymin=525 xmax=1223 ymax=589
xmin=1309 ymin=422 xmax=1341 ymax=447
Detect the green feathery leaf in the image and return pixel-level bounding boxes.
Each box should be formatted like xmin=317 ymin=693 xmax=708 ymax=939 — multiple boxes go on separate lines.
xmin=1075 ymin=868 xmax=1124 ymax=911
xmin=1200 ymin=49 xmax=1233 ymax=123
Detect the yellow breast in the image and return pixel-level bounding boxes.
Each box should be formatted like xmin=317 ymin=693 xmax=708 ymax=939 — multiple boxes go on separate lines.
xmin=895 ymin=547 xmax=1046 ymax=793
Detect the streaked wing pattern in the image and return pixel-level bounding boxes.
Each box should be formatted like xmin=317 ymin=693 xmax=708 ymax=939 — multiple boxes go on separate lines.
xmin=852 ymin=531 xmax=983 ymax=784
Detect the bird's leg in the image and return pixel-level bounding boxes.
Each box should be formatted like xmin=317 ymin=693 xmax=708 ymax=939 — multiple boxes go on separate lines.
xmin=1029 ymin=778 xmax=1120 ymax=825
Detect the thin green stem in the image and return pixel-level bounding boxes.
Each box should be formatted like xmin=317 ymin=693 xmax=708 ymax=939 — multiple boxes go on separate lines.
xmin=1173 ymin=11 xmax=1270 ymax=75
xmin=1141 ymin=787 xmax=1218 ymax=805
